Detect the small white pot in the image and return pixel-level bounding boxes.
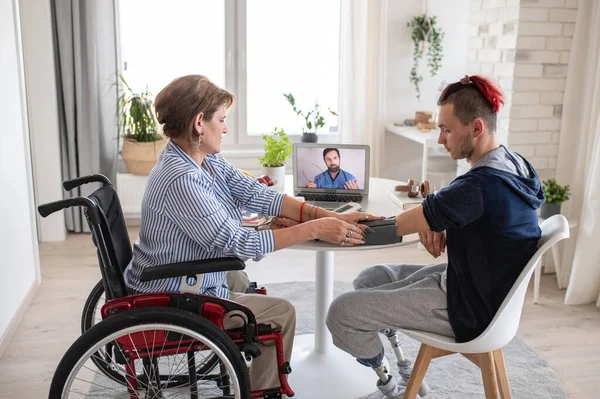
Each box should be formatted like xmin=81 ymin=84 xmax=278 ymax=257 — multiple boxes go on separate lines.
xmin=262 ymin=165 xmax=286 ymax=192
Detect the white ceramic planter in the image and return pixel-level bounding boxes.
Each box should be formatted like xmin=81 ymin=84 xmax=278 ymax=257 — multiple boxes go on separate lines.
xmin=262 ymin=165 xmax=286 ymax=192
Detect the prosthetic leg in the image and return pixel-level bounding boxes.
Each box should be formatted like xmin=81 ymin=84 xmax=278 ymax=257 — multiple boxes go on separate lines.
xmin=381 ymin=329 xmax=431 ymax=397
xmin=373 ymin=357 xmax=409 ymax=398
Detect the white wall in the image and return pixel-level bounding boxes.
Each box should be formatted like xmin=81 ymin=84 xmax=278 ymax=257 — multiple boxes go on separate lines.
xmin=19 ymin=0 xmax=66 ymax=242
xmin=384 ymin=0 xmax=471 ymax=124
xmin=0 ymin=0 xmax=40 ymax=344
xmin=466 ymin=0 xmax=578 ymax=180
xmin=509 ymin=0 xmax=577 ymax=179
xmin=382 ymin=0 xmax=471 ymax=184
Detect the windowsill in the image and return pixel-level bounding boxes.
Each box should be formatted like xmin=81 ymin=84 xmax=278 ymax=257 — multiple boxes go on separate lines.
xmin=116 ymin=133 xmax=341 ymax=160
xmin=223 ymin=132 xmax=340 ymax=156
xmin=221 ymin=148 xmax=264 ymax=158
xmin=244 ymin=132 xmax=339 ymax=139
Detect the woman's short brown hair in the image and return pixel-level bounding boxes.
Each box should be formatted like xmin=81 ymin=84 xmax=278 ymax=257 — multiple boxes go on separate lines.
xmin=154 ymin=75 xmax=235 ymax=139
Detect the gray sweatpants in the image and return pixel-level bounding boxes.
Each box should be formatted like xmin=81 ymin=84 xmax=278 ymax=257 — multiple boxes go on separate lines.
xmin=326 ymin=263 xmax=454 ymax=361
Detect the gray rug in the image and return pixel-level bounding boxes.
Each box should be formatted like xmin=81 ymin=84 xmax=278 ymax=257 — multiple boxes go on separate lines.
xmin=266 ymin=281 xmax=567 ymax=399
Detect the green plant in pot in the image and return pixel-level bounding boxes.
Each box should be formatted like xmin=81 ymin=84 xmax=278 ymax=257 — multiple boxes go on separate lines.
xmin=407 ymin=14 xmax=445 ymax=100
xmin=118 ymin=74 xmax=167 ymax=175
xmin=283 ymin=93 xmax=337 ymax=143
xmin=259 ymin=127 xmax=292 ymax=191
xmin=541 ymin=178 xmax=571 ymax=219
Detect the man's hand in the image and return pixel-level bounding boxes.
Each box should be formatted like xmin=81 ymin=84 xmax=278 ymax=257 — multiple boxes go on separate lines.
xmin=344 ymin=180 xmax=359 ymax=190
xmin=269 ymin=217 xmax=300 ymax=230
xmin=418 ymin=230 xmax=446 ymax=258
xmin=306 ymin=181 xmax=317 ymax=188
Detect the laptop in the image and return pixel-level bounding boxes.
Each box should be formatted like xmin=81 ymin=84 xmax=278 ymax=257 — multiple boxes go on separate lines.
xmin=292 ymin=143 xmax=370 ymax=209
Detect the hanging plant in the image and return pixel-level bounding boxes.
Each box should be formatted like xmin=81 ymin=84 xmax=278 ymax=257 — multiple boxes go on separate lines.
xmin=407 ymin=14 xmax=445 ymax=100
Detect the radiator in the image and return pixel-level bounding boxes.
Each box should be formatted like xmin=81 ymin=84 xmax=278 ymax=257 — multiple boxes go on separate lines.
xmin=116 ymin=172 xmax=149 ymax=218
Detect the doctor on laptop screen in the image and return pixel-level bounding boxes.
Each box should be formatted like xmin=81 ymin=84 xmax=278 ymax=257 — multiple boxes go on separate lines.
xmin=306 ymin=148 xmax=359 ymax=190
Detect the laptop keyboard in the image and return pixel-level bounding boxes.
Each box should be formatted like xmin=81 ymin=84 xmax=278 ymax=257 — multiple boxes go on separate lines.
xmin=300 ymin=192 xmax=363 ymax=203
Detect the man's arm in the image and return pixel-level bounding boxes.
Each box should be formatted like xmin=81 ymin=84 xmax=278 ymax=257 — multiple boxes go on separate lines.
xmin=395 ymin=206 xmax=431 ymax=237
xmin=395 ymin=206 xmax=446 ymax=258
xmin=395 ymin=176 xmax=485 ymax=237
xmin=313 ymin=173 xmax=326 ymax=188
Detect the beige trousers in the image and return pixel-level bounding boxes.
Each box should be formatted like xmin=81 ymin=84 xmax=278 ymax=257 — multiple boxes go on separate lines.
xmin=226 ymin=271 xmax=296 ymax=391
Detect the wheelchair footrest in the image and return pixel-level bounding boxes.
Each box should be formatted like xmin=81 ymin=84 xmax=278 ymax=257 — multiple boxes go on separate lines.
xmin=262 ymin=388 xmax=283 ymax=399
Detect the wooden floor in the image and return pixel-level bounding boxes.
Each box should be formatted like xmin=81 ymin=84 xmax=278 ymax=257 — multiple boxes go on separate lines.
xmin=0 ymin=229 xmax=599 ymax=398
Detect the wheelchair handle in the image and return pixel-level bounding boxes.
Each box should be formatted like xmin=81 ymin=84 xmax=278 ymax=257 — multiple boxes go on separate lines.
xmin=63 ymin=174 xmax=111 ymax=191
xmin=37 ymin=197 xmax=101 ymax=224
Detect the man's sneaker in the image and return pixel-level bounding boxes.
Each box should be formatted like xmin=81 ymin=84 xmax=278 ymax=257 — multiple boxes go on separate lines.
xmin=397 ymin=364 xmax=430 ymax=396
xmin=376 ymin=375 xmax=420 ymax=399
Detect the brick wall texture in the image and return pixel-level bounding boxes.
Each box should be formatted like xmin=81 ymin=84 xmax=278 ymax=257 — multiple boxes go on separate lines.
xmin=468 ymin=0 xmax=578 ymax=178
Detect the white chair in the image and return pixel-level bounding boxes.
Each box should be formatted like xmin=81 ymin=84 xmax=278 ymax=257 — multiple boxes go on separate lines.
xmin=400 ymin=215 xmax=570 ymax=399
xmin=533 ymin=215 xmax=578 ymax=304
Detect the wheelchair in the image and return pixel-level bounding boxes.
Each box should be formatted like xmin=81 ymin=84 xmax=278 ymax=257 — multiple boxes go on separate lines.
xmin=38 ymin=174 xmax=294 ymax=399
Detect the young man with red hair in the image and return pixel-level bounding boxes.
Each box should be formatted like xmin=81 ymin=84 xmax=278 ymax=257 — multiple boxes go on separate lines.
xmin=327 ymin=75 xmax=545 ymax=397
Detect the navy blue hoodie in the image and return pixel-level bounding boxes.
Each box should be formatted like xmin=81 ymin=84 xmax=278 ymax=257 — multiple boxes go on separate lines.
xmin=422 ymin=146 xmax=545 ymax=342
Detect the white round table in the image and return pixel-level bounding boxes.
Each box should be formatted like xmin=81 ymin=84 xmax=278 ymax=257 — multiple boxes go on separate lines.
xmin=282 ymin=176 xmax=419 ymax=399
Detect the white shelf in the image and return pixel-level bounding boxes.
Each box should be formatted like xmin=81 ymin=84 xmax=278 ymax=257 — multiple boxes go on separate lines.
xmin=385 ymin=123 xmax=437 ymax=145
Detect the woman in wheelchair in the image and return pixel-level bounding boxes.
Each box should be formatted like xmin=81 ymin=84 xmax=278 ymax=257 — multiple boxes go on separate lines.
xmin=119 ymin=74 xmax=375 ymax=395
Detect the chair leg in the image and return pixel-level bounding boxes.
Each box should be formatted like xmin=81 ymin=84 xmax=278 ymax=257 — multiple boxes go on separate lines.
xmin=493 ymin=349 xmax=511 ymax=399
xmin=479 ymin=352 xmax=499 ymax=399
xmin=403 ymin=344 xmax=436 ymax=399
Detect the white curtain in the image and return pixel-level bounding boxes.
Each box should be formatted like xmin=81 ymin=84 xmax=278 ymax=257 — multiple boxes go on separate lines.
xmin=555 ymin=0 xmax=600 ymax=306
xmin=51 ymin=0 xmax=119 ymax=232
xmin=338 ymin=0 xmax=387 ymax=177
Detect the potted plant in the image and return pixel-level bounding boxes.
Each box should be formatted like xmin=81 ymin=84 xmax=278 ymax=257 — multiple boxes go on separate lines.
xmin=407 ymin=15 xmax=445 ymax=100
xmin=258 ymin=127 xmax=292 ymax=192
xmin=118 ymin=74 xmax=167 ymax=175
xmin=541 ymin=178 xmax=571 ymax=219
xmin=283 ymin=93 xmax=337 ymax=143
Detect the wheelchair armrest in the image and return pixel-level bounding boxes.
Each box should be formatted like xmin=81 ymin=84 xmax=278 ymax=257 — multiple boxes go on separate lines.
xmin=140 ymin=257 xmax=245 ymax=282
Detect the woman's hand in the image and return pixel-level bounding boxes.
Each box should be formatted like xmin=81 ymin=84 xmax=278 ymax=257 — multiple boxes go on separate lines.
xmin=269 ymin=217 xmax=300 ymax=230
xmin=334 ymin=211 xmax=384 ymax=225
xmin=312 ymin=217 xmax=369 ymax=246
xmin=418 ymin=230 xmax=446 ymax=258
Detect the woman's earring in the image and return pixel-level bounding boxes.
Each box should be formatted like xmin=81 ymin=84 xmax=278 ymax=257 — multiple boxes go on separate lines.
xmin=194 ymin=127 xmax=203 ymax=150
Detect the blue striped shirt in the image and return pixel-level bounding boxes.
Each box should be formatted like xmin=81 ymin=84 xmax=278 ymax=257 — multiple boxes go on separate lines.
xmin=124 ymin=140 xmax=285 ymax=299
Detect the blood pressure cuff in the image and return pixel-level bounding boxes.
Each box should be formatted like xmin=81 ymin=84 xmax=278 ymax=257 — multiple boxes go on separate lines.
xmin=359 ymin=217 xmax=402 ymax=246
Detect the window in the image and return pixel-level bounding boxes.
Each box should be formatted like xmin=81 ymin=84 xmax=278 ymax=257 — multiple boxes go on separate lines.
xmin=245 ymin=0 xmax=340 ymax=136
xmin=119 ymin=0 xmax=226 ymax=96
xmin=118 ymin=0 xmax=340 ymax=146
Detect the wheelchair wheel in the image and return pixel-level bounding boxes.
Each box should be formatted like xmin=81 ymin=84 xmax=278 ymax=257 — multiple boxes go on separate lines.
xmin=80 ymin=280 xmax=126 ymax=385
xmin=81 ymin=280 xmax=104 ymax=334
xmin=50 ymin=307 xmax=250 ymax=398
xmin=81 ymin=281 xmax=221 ymax=386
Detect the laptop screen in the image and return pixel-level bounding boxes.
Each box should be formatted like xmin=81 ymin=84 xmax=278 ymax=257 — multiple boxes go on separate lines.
xmin=293 ymin=144 xmax=370 ymax=194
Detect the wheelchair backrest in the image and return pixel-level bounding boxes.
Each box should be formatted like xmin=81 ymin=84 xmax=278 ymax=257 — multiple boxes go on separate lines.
xmin=87 ymin=183 xmax=132 ymax=300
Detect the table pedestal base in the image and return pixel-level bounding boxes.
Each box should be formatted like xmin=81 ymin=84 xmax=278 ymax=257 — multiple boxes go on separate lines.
xmin=288 ymin=334 xmax=377 ymax=399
